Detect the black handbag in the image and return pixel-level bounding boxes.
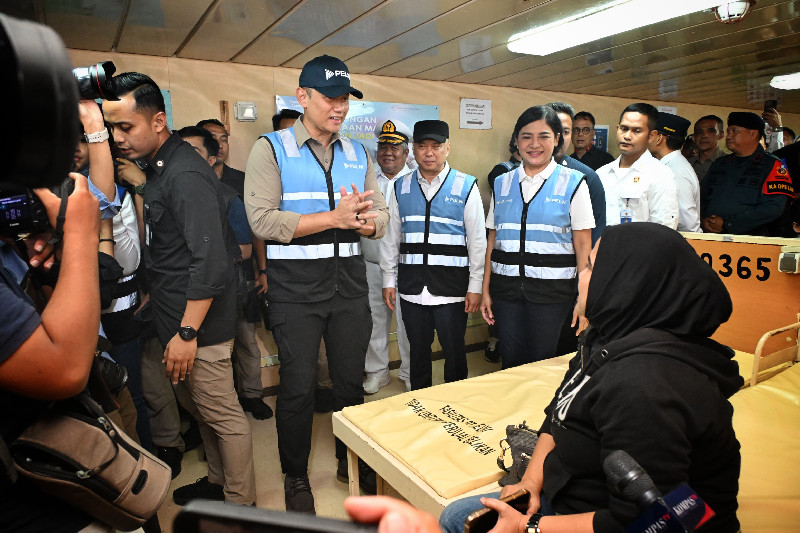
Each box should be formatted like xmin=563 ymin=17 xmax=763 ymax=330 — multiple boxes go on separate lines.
xmin=497 ymin=421 xmax=539 ymax=486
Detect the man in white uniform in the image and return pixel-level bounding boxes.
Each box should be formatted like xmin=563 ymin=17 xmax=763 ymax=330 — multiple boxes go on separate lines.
xmin=362 ymin=120 xmax=412 ymax=393
xmin=649 ymin=112 xmax=701 ymax=232
xmin=596 ymin=103 xmax=679 ymax=229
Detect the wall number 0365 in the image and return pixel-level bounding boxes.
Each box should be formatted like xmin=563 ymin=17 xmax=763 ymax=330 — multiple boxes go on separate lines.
xmin=700 ymin=254 xmax=771 ymax=281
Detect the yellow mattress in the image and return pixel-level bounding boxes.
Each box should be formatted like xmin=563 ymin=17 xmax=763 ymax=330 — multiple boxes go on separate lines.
xmin=342 ymin=348 xmax=798 ymax=530
xmin=342 ymin=354 xmax=572 ymax=498
xmin=732 ymin=362 xmax=800 ymax=532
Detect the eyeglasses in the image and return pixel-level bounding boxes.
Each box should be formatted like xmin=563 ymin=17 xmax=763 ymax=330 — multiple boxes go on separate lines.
xmin=572 ymin=127 xmax=593 ymax=135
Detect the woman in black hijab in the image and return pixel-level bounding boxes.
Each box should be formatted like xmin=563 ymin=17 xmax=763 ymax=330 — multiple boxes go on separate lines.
xmin=440 ymin=223 xmax=743 ymax=533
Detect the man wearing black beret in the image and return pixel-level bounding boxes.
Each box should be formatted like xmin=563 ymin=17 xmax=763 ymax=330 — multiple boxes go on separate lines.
xmin=700 ymin=112 xmax=794 ymax=235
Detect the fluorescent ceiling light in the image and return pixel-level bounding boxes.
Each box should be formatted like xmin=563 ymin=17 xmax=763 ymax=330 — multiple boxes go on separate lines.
xmin=508 ymin=0 xmax=722 ymax=56
xmin=770 ymin=72 xmax=800 ymax=90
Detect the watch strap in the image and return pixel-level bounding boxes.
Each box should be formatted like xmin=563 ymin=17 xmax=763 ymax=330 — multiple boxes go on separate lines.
xmin=133 ymin=183 xmax=147 ymax=195
xmin=84 ymin=128 xmax=109 ymax=143
xmin=526 ymin=513 xmax=543 ymax=533
xmin=258 ymin=268 xmax=267 ymax=275
xmin=178 ymin=325 xmax=198 ymax=341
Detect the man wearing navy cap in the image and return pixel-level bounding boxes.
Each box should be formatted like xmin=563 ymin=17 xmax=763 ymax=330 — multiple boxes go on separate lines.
xmin=380 ymin=120 xmax=486 ymax=391
xmin=700 ymin=112 xmax=794 ymax=235
xmin=244 ymin=55 xmax=388 ymax=513
xmin=649 ymin=112 xmax=701 ymax=232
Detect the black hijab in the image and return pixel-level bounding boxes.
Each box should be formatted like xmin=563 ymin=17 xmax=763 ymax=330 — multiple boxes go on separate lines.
xmin=585 ymin=223 xmax=732 ymax=345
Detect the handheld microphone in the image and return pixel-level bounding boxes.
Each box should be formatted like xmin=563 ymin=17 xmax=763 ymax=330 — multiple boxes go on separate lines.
xmin=603 ymin=451 xmax=713 ymax=533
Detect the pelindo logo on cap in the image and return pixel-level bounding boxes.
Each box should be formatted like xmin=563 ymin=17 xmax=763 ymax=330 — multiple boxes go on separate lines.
xmin=324 ymin=69 xmax=351 ymax=80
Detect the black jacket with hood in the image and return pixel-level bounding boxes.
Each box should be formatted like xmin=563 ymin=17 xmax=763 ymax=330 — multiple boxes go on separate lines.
xmin=539 ymin=223 xmax=743 ymax=533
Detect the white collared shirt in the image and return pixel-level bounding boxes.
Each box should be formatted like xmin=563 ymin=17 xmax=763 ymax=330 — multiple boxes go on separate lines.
xmin=596 ymin=150 xmax=679 ymax=229
xmin=660 ymin=150 xmax=701 ymax=232
xmin=361 ymin=164 xmax=411 ymax=264
xmin=380 ymin=162 xmax=486 ymax=305
xmin=486 ymin=159 xmax=595 ymax=230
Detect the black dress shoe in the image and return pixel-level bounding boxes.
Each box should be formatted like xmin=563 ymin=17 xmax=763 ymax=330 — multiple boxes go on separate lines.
xmin=173 ymin=476 xmax=224 ymax=506
xmin=337 ymin=458 xmax=377 ymax=495
xmin=240 ymin=396 xmax=274 ymax=420
xmin=156 ymin=446 xmax=182 ymax=479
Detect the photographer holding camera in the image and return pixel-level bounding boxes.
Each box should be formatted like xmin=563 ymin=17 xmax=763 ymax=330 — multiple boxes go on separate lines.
xmin=0 ymin=172 xmax=101 ymax=530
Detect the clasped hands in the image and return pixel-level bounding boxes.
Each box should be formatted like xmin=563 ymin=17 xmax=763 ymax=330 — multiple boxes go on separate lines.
xmin=335 ymin=184 xmax=377 ymax=235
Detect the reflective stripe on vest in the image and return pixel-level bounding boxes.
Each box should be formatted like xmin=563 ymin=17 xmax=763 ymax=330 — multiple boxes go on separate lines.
xmin=267 ymin=130 xmax=365 ymax=216
xmin=395 ymin=169 xmax=475 ymax=296
xmin=397 ymin=169 xmax=471 ymax=266
xmin=491 ymin=165 xmax=583 ymax=280
xmin=101 ymin=274 xmax=137 ymax=314
xmin=266 ymin=242 xmax=361 ymax=260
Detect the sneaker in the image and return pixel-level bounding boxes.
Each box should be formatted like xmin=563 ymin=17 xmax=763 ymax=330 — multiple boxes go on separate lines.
xmin=173 ymin=476 xmax=224 ymax=506
xmin=156 ymin=446 xmax=182 ymax=479
xmin=314 ymin=387 xmax=334 ymax=413
xmin=337 ymin=458 xmax=377 ymax=495
xmin=240 ymin=396 xmax=274 ymax=420
xmin=485 ymin=337 xmax=501 ymax=363
xmin=363 ymin=373 xmax=390 ymax=395
xmin=284 ymin=475 xmax=315 ymax=514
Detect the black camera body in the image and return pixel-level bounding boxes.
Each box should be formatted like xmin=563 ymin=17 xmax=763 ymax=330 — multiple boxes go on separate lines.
xmin=0 ymin=186 xmax=50 ymax=236
xmin=0 ymin=177 xmax=75 ymax=238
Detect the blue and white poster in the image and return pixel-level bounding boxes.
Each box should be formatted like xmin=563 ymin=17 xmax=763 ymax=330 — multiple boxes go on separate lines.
xmin=276 ymin=96 xmax=439 ymax=162
xmin=594 ymin=125 xmax=610 ymax=152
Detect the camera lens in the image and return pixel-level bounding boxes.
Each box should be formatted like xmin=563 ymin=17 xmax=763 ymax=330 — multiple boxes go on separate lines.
xmin=72 ymin=61 xmax=119 ymax=101
xmin=1 ymin=13 xmax=78 ymax=189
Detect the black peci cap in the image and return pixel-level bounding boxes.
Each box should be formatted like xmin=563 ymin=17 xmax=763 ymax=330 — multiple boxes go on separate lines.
xmin=655 ymin=112 xmax=691 ymax=138
xmin=728 ymin=112 xmax=765 ymax=137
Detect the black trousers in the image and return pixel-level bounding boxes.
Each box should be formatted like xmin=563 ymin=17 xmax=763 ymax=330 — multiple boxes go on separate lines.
xmin=492 ymin=298 xmax=572 ymax=368
xmin=269 ymin=292 xmax=371 ymax=476
xmin=399 ymin=299 xmax=468 ymax=390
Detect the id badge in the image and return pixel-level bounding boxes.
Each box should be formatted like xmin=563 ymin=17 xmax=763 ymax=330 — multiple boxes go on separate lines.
xmin=620 ymin=202 xmax=633 ymax=224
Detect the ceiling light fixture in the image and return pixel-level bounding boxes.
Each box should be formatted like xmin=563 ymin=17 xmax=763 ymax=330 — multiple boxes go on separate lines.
xmin=713 ymin=1 xmax=756 ymax=24
xmin=507 ymin=0 xmax=722 ymax=56
xmin=770 ymin=72 xmax=800 ymax=91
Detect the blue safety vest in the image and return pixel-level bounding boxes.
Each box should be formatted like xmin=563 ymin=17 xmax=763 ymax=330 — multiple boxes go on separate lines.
xmin=396 ymin=168 xmax=476 ymax=297
xmin=490 ymin=165 xmax=585 ymax=302
xmin=262 ymin=129 xmax=368 ymax=302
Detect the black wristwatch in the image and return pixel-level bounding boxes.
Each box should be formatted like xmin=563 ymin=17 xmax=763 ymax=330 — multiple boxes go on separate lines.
xmin=178 ymin=326 xmax=198 ymax=341
xmin=526 ymin=513 xmax=542 ymax=533
xmin=258 ymin=268 xmax=267 ymax=275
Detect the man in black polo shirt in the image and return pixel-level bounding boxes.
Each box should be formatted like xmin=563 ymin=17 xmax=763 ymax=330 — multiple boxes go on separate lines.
xmin=571 ymin=110 xmax=615 ymax=171
xmin=104 ymin=72 xmax=256 ymax=506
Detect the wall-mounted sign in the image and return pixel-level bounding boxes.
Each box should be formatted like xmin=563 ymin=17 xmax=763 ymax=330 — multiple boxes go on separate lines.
xmin=459 ymin=98 xmax=491 ymax=130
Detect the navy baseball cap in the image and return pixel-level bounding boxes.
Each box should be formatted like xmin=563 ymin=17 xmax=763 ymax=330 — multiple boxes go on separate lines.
xmin=299 ymin=55 xmax=363 ymax=99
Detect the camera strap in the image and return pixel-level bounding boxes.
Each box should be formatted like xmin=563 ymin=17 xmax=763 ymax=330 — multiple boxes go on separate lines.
xmin=47 ymin=191 xmax=69 ymax=245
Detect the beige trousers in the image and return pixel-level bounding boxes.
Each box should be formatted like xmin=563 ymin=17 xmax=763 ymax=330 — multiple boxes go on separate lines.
xmin=176 ymin=340 xmax=256 ymax=505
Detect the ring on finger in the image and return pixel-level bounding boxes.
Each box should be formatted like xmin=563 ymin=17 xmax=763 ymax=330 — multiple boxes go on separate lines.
xmin=355 ymin=213 xmax=360 ymax=221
